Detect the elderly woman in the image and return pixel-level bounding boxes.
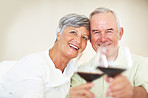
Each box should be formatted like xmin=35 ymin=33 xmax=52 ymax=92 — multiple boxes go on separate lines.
xmin=0 ymin=14 xmax=91 ymax=98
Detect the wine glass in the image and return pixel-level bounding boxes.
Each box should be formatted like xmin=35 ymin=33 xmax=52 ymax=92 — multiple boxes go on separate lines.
xmin=75 ymin=53 xmax=104 ymax=83
xmin=73 ymin=53 xmax=105 ymax=98
xmin=96 ymin=47 xmax=133 ymax=78
xmin=96 ymin=46 xmax=133 ymax=98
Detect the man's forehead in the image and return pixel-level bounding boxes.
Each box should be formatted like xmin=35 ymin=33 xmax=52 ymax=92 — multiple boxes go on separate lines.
xmin=90 ymin=13 xmax=118 ymax=30
xmin=90 ymin=12 xmax=116 ymax=22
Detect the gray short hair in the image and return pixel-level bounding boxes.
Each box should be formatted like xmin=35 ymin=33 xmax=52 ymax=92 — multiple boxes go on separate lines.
xmin=57 ymin=13 xmax=90 ymax=34
xmin=90 ymin=7 xmax=121 ymax=33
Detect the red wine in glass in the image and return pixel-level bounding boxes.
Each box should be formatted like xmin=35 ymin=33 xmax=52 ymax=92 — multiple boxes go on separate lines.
xmin=77 ymin=72 xmax=104 ymax=82
xmin=97 ymin=66 xmax=126 ymax=78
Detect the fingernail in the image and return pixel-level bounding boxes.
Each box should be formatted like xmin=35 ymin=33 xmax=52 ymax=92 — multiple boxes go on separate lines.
xmin=106 ymin=92 xmax=109 ymax=96
xmin=90 ymin=83 xmax=94 ymax=86
xmin=109 ymin=81 xmax=112 ymax=86
xmin=107 ymin=88 xmax=111 ymax=94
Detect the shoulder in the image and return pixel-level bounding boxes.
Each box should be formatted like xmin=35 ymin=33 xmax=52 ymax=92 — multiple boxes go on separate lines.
xmin=20 ymin=52 xmax=45 ymax=62
xmin=17 ymin=50 xmax=49 ymax=67
xmin=3 ymin=51 xmax=49 ymax=80
xmin=131 ymin=54 xmax=148 ymax=73
xmin=131 ymin=54 xmax=146 ymax=65
xmin=13 ymin=54 xmax=44 ymax=71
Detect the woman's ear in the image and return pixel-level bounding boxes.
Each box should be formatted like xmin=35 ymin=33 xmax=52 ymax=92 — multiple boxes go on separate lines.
xmin=119 ymin=27 xmax=124 ymax=40
xmin=56 ymin=32 xmax=61 ymax=41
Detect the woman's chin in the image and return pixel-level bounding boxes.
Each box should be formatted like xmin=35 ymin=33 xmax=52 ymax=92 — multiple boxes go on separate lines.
xmin=67 ymin=53 xmax=78 ymax=59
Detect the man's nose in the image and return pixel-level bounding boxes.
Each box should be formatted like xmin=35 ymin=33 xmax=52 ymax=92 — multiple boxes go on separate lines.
xmin=100 ymin=34 xmax=107 ymax=42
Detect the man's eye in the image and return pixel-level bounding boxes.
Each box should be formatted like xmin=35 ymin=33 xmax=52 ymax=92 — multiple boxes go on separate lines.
xmin=107 ymin=31 xmax=113 ymax=33
xmin=93 ymin=31 xmax=100 ymax=34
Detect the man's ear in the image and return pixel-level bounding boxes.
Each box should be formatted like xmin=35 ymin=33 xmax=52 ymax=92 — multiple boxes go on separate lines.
xmin=56 ymin=32 xmax=61 ymax=41
xmin=119 ymin=27 xmax=124 ymax=40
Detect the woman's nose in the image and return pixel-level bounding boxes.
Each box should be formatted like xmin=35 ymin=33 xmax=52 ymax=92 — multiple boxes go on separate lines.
xmin=75 ymin=36 xmax=82 ymax=44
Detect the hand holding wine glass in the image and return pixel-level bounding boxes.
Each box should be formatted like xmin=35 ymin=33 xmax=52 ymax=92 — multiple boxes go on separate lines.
xmin=70 ymin=53 xmax=102 ymax=98
xmin=69 ymin=83 xmax=95 ymax=98
xmin=97 ymin=47 xmax=133 ymax=78
xmin=95 ymin=47 xmax=133 ymax=98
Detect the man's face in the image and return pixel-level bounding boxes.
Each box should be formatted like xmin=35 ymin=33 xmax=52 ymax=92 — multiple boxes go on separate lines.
xmin=90 ymin=12 xmax=123 ymax=58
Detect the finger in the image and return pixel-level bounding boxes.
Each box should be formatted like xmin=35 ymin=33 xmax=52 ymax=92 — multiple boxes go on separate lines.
xmin=110 ymin=84 xmax=133 ymax=98
xmin=111 ymin=89 xmax=132 ymax=98
xmin=70 ymin=90 xmax=95 ymax=98
xmin=111 ymin=75 xmax=126 ymax=86
xmin=105 ymin=75 xmax=108 ymax=81
xmin=76 ymin=83 xmax=94 ymax=89
xmin=70 ymin=86 xmax=95 ymax=98
xmin=110 ymin=82 xmax=126 ymax=92
xmin=78 ymin=89 xmax=95 ymax=98
xmin=70 ymin=95 xmax=89 ymax=98
xmin=110 ymin=77 xmax=131 ymax=92
xmin=109 ymin=75 xmax=126 ymax=91
xmin=105 ymin=75 xmax=110 ymax=82
xmin=111 ymin=89 xmax=125 ymax=98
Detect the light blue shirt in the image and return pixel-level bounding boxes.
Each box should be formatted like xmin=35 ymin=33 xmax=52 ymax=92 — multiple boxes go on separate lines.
xmin=70 ymin=47 xmax=148 ymax=98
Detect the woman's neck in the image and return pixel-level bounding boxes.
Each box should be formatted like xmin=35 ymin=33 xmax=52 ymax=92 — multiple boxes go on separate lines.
xmin=49 ymin=44 xmax=70 ymax=72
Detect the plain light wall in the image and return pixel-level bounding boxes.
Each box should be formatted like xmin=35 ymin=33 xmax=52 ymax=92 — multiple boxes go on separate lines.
xmin=0 ymin=0 xmax=148 ymax=62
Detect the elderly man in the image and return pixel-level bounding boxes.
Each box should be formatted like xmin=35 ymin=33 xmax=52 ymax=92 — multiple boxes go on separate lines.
xmin=70 ymin=7 xmax=148 ymax=98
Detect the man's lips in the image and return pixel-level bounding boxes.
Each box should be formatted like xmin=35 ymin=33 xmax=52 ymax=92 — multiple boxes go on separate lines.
xmin=98 ymin=42 xmax=112 ymax=47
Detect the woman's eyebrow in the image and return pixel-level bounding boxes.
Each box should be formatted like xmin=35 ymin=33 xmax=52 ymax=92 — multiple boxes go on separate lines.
xmin=71 ymin=29 xmax=78 ymax=32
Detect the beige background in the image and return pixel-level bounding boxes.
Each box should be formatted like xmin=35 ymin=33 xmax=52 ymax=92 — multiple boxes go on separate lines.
xmin=0 ymin=0 xmax=148 ymax=62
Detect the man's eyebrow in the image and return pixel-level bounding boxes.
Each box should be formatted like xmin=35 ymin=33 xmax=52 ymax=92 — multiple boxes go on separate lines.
xmin=92 ymin=30 xmax=99 ymax=32
xmin=107 ymin=28 xmax=114 ymax=31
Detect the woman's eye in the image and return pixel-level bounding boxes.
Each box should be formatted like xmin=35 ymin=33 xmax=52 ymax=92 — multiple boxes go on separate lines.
xmin=82 ymin=36 xmax=88 ymax=40
xmin=71 ymin=31 xmax=76 ymax=34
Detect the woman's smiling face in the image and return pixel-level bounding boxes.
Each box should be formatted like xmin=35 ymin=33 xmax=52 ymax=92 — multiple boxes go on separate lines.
xmin=57 ymin=26 xmax=89 ymax=59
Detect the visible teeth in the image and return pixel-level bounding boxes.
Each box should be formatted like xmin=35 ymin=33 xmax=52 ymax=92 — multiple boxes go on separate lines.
xmin=99 ymin=43 xmax=112 ymax=47
xmin=99 ymin=44 xmax=108 ymax=47
xmin=69 ymin=44 xmax=79 ymax=50
xmin=100 ymin=45 xmax=107 ymax=47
